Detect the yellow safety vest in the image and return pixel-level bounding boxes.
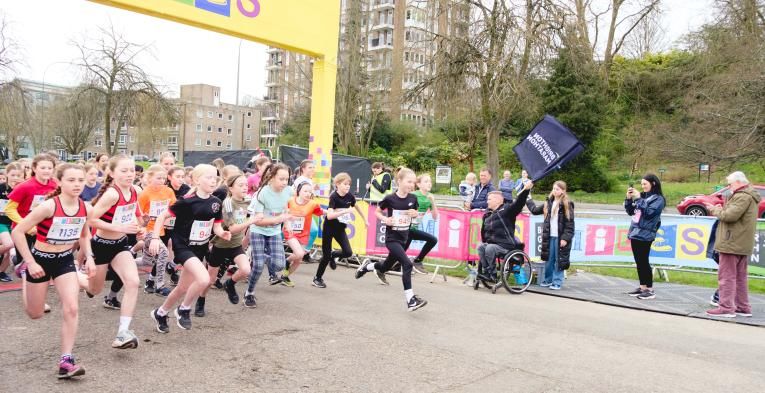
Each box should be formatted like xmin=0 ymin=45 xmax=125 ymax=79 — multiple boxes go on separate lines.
xmin=369 ymin=172 xmax=392 ymax=202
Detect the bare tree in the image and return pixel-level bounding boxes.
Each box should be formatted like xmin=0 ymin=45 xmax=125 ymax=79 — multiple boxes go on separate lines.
xmin=0 ymin=80 xmax=31 ymax=159
xmin=52 ymin=87 xmax=102 ymax=156
xmin=623 ymin=6 xmax=667 ymax=58
xmin=73 ymin=23 xmax=168 ymax=155
xmin=0 ymin=13 xmax=21 ymax=83
xmin=131 ymin=93 xmax=179 ymax=158
xmin=600 ymin=0 xmax=661 ymax=79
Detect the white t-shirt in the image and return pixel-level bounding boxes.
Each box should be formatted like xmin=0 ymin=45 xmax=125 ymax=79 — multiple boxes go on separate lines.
xmin=550 ymin=199 xmax=560 ymax=237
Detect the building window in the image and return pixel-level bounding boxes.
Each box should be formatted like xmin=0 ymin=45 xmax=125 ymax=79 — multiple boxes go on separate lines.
xmin=247 ymin=111 xmax=252 ymax=117
xmin=57 ymin=149 xmax=65 ymax=159
xmin=95 ymin=139 xmax=102 ymax=147
xmin=218 ymin=113 xmax=223 ymax=119
xmin=245 ymin=135 xmax=252 ymax=142
xmin=246 ymin=123 xmax=251 ymax=129
xmin=195 ymin=138 xmax=201 ymax=146
xmin=119 ymin=135 xmax=126 ymax=144
xmin=196 ymin=124 xmax=202 ymax=132
xmin=227 ymin=128 xmax=232 ymax=135
xmin=217 ymin=141 xmax=222 ymax=147
xmin=168 ymin=136 xmax=177 ymax=145
xmin=207 ymin=111 xmax=213 ymax=118
xmin=129 ymin=135 xmax=135 ymax=143
xmin=206 ymin=139 xmax=211 ymax=146
xmin=226 ymin=143 xmax=232 ymax=149
xmin=54 ymin=135 xmax=62 ymax=144
xmin=196 ymin=110 xmax=203 ymax=118
xmin=207 ymin=125 xmax=212 ymax=132
xmin=228 ymin=114 xmax=233 ymax=121
xmin=217 ymin=127 xmax=222 ymax=133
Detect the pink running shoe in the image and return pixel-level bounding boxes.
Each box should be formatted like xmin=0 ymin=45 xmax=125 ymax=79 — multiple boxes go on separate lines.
xmin=14 ymin=261 xmax=27 ymax=279
xmin=58 ymin=356 xmax=85 ymax=379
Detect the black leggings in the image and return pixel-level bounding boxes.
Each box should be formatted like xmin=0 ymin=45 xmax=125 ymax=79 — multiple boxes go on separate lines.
xmin=315 ymin=224 xmax=353 ymax=279
xmin=375 ymin=241 xmax=413 ymax=290
xmin=630 ymin=239 xmax=653 ymax=287
xmin=107 ymin=265 xmax=123 ymax=293
xmin=380 ymin=228 xmax=437 ymax=270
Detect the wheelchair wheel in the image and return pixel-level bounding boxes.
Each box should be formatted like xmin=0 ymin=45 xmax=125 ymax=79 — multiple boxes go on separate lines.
xmin=500 ymin=250 xmax=533 ymax=294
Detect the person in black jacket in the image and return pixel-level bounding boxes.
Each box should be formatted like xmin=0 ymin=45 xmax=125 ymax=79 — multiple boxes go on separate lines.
xmin=526 ymin=180 xmax=575 ymax=290
xmin=476 ymin=181 xmax=533 ymax=282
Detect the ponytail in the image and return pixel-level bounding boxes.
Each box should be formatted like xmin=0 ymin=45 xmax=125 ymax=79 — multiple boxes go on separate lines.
xmin=92 ymin=173 xmax=114 ymax=205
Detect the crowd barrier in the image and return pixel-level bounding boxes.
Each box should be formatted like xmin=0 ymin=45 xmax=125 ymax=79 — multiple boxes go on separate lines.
xmin=310 ymin=199 xmax=765 ymax=276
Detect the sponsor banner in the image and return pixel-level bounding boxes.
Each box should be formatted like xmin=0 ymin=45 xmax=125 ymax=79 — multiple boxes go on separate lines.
xmin=308 ymin=198 xmax=758 ymax=269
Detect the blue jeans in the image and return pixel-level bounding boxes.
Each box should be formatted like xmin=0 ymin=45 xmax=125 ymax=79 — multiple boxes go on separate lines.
xmin=543 ymin=237 xmax=565 ymax=287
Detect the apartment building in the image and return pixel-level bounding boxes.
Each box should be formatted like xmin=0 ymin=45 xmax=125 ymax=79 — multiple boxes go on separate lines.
xmin=262 ymin=0 xmax=469 ymax=137
xmin=177 ymin=84 xmax=262 ymax=156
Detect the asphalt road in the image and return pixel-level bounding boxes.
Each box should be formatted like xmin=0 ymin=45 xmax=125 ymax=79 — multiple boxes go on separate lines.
xmin=1 ymin=266 xmax=763 ymax=392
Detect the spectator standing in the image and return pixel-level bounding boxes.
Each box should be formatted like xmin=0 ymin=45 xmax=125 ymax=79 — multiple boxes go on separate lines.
xmin=498 ymin=170 xmax=514 ymax=203
xmin=704 ymin=171 xmax=759 ymax=318
xmin=513 ymin=169 xmax=530 ymax=197
xmin=526 ymin=181 xmax=575 ymax=290
xmin=466 ymin=169 xmax=495 ymax=210
xmin=367 ymin=162 xmax=392 ymax=204
xmin=624 ymin=174 xmax=665 ymax=300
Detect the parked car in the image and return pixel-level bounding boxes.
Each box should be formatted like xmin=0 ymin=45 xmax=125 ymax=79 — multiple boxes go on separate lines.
xmin=677 ymin=185 xmax=765 ymax=218
xmin=132 ymin=154 xmax=150 ymax=162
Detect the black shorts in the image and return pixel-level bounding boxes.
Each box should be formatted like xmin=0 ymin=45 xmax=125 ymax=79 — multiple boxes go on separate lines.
xmin=208 ymin=246 xmax=245 ymax=268
xmin=126 ymin=234 xmax=137 ymax=247
xmin=160 ymin=231 xmax=172 ymax=246
xmin=173 ymin=244 xmax=209 ymax=266
xmin=13 ymin=233 xmax=36 ymax=266
xmin=91 ymin=235 xmax=131 ymax=265
xmin=26 ymin=248 xmax=76 ymax=284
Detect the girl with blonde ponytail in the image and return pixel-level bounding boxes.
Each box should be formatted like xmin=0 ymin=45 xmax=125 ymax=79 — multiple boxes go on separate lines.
xmin=526 ymin=180 xmax=575 ymax=290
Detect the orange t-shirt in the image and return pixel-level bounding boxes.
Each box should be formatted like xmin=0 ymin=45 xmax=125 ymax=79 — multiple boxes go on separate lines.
xmin=283 ymin=197 xmax=323 ymax=245
xmin=138 ymin=185 xmax=177 ymax=236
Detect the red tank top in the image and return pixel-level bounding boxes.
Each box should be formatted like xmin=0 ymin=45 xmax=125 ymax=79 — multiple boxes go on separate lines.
xmin=99 ymin=185 xmax=138 ymax=224
xmin=36 ymin=197 xmax=87 ymax=245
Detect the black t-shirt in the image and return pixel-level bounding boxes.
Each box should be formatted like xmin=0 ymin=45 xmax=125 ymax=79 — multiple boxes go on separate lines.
xmin=169 ymin=193 xmax=223 ymax=247
xmin=213 ymin=185 xmax=228 ymax=201
xmin=379 ymin=193 xmax=419 ymax=244
xmin=171 ymin=183 xmax=191 ymax=199
xmin=325 ymin=191 xmax=356 ymax=228
xmin=0 ymin=183 xmax=13 ymax=226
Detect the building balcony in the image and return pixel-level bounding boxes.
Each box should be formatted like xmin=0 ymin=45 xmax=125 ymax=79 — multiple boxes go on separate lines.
xmin=265 ymin=80 xmax=280 ymax=87
xmin=371 ymin=0 xmax=394 ymax=11
xmin=369 ymin=38 xmax=393 ymax=51
xmin=266 ymin=47 xmax=282 ymax=53
xmin=370 ymin=22 xmax=394 ymax=31
xmin=266 ymin=62 xmax=282 ymax=70
xmin=261 ymin=133 xmax=278 ymax=140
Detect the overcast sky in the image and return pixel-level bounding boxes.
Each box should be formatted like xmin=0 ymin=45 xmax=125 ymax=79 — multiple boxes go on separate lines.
xmin=1 ymin=0 xmax=716 ymax=105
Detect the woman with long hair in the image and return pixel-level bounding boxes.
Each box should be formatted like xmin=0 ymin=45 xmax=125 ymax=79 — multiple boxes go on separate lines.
xmin=624 ymin=174 xmax=665 ymax=300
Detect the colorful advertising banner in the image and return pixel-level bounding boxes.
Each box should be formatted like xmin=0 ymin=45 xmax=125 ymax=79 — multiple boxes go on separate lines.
xmin=310 ymin=198 xmax=758 ymax=270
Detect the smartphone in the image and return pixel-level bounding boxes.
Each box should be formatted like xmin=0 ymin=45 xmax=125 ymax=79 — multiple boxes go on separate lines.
xmin=628 ymin=182 xmax=634 ymax=188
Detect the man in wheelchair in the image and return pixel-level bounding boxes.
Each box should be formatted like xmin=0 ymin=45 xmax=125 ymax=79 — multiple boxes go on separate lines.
xmin=477 ymin=181 xmax=533 ymax=283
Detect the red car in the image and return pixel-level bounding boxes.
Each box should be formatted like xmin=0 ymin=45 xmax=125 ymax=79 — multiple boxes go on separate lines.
xmin=677 ymin=185 xmax=765 ymax=218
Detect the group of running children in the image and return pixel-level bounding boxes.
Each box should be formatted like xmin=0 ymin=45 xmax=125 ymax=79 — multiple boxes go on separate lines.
xmin=2 ymin=153 xmax=440 ymax=380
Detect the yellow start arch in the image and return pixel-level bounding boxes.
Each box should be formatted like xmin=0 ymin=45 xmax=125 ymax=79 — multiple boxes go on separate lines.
xmin=90 ymin=0 xmax=340 ymax=196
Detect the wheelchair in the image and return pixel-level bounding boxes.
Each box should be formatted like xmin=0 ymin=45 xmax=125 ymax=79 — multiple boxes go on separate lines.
xmin=473 ymin=244 xmax=533 ymax=294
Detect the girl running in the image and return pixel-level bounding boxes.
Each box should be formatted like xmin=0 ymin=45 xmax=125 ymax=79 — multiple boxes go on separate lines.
xmin=12 ymin=163 xmax=94 ymax=379
xmin=168 ymin=166 xmax=191 ymax=199
xmin=165 ymin=166 xmax=189 ymax=284
xmin=377 ymin=173 xmax=439 ymax=277
xmin=313 ymin=173 xmax=367 ymax=288
xmin=356 ymin=168 xmax=427 ymax=311
xmin=138 ymin=165 xmax=176 ymax=296
xmin=0 ymin=163 xmax=22 ymax=282
xmin=213 ymin=165 xmax=241 ymax=201
xmin=159 ymin=152 xmax=176 ymax=174
xmin=243 ymin=163 xmax=294 ymax=307
xmin=6 ymin=154 xmax=58 ymax=278
xmin=205 ymin=174 xmax=253 ymax=310
xmin=247 ymin=156 xmax=271 ymax=196
xmin=149 ymin=164 xmax=230 ymax=332
xmin=87 ymin=154 xmax=141 ymax=349
xmin=80 ymin=163 xmax=101 ymax=202
xmin=281 ymin=182 xmax=324 ymax=287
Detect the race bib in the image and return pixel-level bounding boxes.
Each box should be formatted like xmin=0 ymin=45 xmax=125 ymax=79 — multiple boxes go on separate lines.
xmin=391 ymin=210 xmax=412 ymax=230
xmin=46 ymin=217 xmax=86 ymax=245
xmin=112 ymin=203 xmax=137 ymax=225
xmin=0 ymin=199 xmax=8 ymax=216
xmin=149 ymin=200 xmax=170 ymax=218
xmin=631 ymin=210 xmax=642 ymax=224
xmin=31 ymin=195 xmax=46 ymax=210
xmin=189 ymin=219 xmax=215 ymax=244
xmin=338 ymin=213 xmax=353 ymax=224
xmin=289 ymin=218 xmax=305 ymax=232
xmin=164 ymin=216 xmax=176 ymax=229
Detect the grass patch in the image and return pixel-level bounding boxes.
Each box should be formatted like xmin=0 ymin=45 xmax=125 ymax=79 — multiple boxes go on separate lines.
xmin=563 ymin=182 xmax=725 ymax=206
xmin=575 ymin=264 xmax=765 ymax=295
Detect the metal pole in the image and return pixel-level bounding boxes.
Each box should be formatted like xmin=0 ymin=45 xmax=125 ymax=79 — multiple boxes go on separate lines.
xmin=235 ymin=40 xmax=242 ymax=106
